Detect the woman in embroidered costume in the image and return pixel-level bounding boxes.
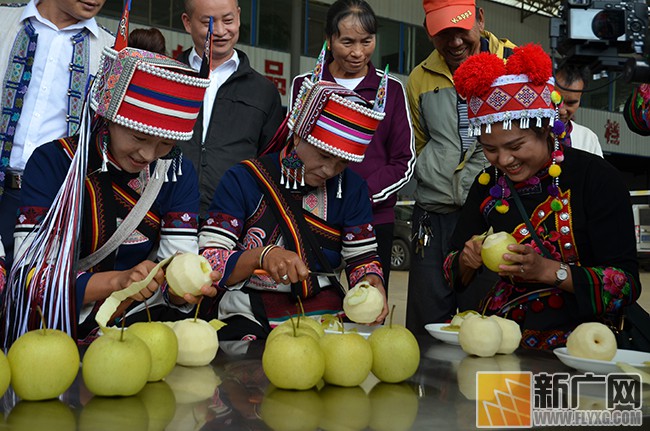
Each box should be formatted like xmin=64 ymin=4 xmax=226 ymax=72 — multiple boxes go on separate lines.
xmin=624 ymin=83 xmax=650 ymax=136
xmin=3 ymin=46 xmax=218 ymax=344
xmin=443 ymin=45 xmax=641 ymax=350
xmin=199 ymin=79 xmax=389 ymax=340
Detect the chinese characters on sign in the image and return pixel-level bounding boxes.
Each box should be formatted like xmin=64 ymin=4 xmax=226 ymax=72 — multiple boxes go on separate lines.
xmin=605 ymin=119 xmax=621 ymax=146
xmin=477 ymin=371 xmax=643 ymax=428
xmin=265 ymin=60 xmax=286 ymax=96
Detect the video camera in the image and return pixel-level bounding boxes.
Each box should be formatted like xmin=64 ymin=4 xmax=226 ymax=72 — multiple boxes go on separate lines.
xmin=551 ymin=0 xmax=649 ymax=83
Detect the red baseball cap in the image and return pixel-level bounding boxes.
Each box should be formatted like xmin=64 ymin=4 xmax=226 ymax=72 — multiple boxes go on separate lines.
xmin=423 ymin=0 xmax=476 ymax=37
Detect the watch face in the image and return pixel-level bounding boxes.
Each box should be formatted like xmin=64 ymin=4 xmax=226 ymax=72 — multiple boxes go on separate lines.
xmin=557 ymin=268 xmax=568 ymax=280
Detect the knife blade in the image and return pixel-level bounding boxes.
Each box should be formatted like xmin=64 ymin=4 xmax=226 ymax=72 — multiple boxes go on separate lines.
xmin=253 ymin=269 xmax=338 ymax=277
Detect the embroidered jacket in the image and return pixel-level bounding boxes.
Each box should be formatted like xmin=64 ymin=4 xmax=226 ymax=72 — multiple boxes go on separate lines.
xmin=199 ymin=151 xmax=381 ymax=334
xmin=443 ymin=146 xmax=641 ymax=349
xmin=15 ymin=130 xmax=200 ymax=340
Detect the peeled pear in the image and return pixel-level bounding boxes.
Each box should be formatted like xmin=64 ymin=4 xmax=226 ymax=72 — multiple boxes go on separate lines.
xmin=566 ymin=322 xmax=617 ymax=361
xmin=343 ymin=280 xmax=384 ymax=324
xmin=458 ymin=315 xmax=502 ymax=357
xmin=488 ymin=315 xmax=522 ymax=354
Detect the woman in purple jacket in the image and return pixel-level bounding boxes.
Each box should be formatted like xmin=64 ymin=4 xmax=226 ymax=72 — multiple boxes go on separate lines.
xmin=290 ymin=0 xmax=415 ymax=288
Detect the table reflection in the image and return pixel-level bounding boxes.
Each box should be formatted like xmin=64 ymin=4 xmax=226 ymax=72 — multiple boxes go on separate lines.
xmin=0 ymin=336 xmax=648 ymax=430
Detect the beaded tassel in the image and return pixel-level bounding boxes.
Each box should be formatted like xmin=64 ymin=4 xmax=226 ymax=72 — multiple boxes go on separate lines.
xmin=100 ymin=138 xmax=109 ymax=172
xmin=336 ymin=173 xmax=343 ymax=199
xmin=171 ymin=157 xmax=177 ymax=182
xmin=549 ymin=91 xmax=565 ymax=212
xmin=282 ymin=148 xmax=304 ymax=190
xmin=490 ymin=167 xmax=509 ymax=214
xmin=176 ymin=153 xmax=183 ymax=177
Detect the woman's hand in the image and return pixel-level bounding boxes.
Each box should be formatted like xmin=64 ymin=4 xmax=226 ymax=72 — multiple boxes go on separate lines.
xmin=500 ymin=244 xmax=572 ymax=290
xmin=364 ymin=274 xmax=389 ymax=325
xmin=168 ymin=270 xmax=221 ymax=305
xmin=119 ymin=260 xmax=165 ymax=302
xmin=459 ymin=237 xmax=484 ymax=271
xmin=260 ymin=247 xmax=309 ymax=284
xmin=457 ymin=237 xmax=484 ymax=286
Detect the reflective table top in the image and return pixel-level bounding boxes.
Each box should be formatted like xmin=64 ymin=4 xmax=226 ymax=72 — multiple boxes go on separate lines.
xmin=0 ymin=334 xmax=648 ymax=430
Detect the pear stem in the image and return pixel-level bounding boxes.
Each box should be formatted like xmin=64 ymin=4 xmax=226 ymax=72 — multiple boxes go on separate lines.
xmin=120 ymin=313 xmax=126 ymax=342
xmin=144 ymin=299 xmax=151 ymax=322
xmin=37 ymin=305 xmax=46 ymax=335
xmin=338 ymin=315 xmax=344 ymax=334
xmin=193 ymin=297 xmax=203 ymax=323
xmin=388 ymin=304 xmax=395 ymax=328
xmin=289 ymin=315 xmax=297 ymax=337
xmin=481 ymin=297 xmax=492 ymax=318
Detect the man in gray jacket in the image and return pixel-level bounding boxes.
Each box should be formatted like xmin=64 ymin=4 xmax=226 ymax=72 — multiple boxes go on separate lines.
xmin=405 ymin=0 xmax=515 ymax=334
xmin=178 ymin=0 xmax=283 ymax=218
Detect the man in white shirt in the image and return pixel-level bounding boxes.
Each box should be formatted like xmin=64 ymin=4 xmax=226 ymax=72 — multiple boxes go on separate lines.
xmin=177 ymin=0 xmax=283 ymax=218
xmin=0 ymin=0 xmax=114 ymax=266
xmin=555 ymin=63 xmax=604 ymax=157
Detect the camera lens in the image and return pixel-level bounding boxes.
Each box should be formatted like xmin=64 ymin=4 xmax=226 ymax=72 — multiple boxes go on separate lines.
xmin=592 ymin=10 xmax=625 ymax=40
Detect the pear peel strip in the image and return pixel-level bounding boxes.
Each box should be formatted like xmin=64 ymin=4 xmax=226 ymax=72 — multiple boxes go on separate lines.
xmin=616 ymin=362 xmax=650 ymax=385
xmin=95 ymin=256 xmax=174 ymax=328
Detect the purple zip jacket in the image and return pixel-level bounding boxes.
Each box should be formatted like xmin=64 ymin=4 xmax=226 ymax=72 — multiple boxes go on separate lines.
xmin=290 ymin=59 xmax=415 ymax=225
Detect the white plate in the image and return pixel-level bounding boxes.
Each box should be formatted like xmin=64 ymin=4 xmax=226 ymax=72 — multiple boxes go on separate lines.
xmin=425 ymin=323 xmax=460 ymax=345
xmin=323 ymin=322 xmax=380 ymax=339
xmin=554 ymin=347 xmax=650 ymax=373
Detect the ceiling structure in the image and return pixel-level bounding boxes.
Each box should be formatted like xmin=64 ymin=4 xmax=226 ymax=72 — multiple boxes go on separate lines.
xmin=492 ymin=0 xmax=562 ymax=21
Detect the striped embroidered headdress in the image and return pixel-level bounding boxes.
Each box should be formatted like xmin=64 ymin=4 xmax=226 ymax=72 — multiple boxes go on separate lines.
xmin=90 ymin=47 xmax=210 ymax=140
xmin=289 ymin=80 xmax=384 ymax=162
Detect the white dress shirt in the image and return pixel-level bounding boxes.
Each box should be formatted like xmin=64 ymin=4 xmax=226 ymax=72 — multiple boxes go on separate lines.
xmin=188 ymin=48 xmax=239 ymax=141
xmin=570 ymin=121 xmax=604 ymax=158
xmin=9 ymin=1 xmax=101 ymax=172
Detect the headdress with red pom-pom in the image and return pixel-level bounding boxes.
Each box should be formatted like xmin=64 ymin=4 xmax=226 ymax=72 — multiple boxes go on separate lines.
xmin=454 ymin=44 xmax=565 ymax=215
xmin=455 ymin=44 xmax=557 ymax=137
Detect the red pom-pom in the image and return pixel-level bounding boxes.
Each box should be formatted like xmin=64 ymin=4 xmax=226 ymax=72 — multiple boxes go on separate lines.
xmin=505 ymin=44 xmax=552 ymax=85
xmin=454 ymin=52 xmax=506 ymax=99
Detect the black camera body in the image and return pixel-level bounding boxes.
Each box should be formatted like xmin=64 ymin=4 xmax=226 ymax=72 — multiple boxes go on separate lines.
xmin=552 ymin=0 xmax=649 ymax=82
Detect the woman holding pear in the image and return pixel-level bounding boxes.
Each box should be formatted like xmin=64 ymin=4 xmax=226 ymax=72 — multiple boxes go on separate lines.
xmin=444 ymin=45 xmax=641 ymax=350
xmin=2 ymin=43 xmax=219 ymax=346
xmin=198 ymin=75 xmax=390 ymax=340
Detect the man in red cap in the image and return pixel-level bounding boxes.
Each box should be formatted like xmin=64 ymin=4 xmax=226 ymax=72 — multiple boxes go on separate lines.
xmin=405 ymin=0 xmax=516 ymax=334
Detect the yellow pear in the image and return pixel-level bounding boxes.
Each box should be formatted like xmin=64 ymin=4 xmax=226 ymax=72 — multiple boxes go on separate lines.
xmin=320 ymin=331 xmax=373 ymax=387
xmin=262 ymin=319 xmax=325 ymax=390
xmin=8 ymin=328 xmax=80 ymax=401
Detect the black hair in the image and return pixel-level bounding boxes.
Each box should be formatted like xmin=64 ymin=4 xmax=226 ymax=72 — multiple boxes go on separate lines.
xmin=325 ymin=0 xmax=377 ymax=38
xmin=555 ymin=63 xmax=588 ymax=88
xmin=129 ymin=28 xmax=167 ymax=55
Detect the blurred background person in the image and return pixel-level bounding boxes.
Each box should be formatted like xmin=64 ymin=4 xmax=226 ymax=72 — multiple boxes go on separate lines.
xmin=178 ymin=0 xmax=283 ymax=219
xmin=554 ymin=63 xmax=603 ymax=157
xmin=0 ymin=0 xmax=113 ymax=268
xmin=129 ymin=27 xmax=167 ymax=55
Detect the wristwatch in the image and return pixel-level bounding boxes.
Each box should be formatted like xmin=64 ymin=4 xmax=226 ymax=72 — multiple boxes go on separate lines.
xmin=554 ymin=263 xmax=569 ymax=286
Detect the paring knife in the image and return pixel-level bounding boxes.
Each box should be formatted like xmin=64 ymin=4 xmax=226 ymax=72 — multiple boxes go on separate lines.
xmin=253 ymin=269 xmax=338 ymax=277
